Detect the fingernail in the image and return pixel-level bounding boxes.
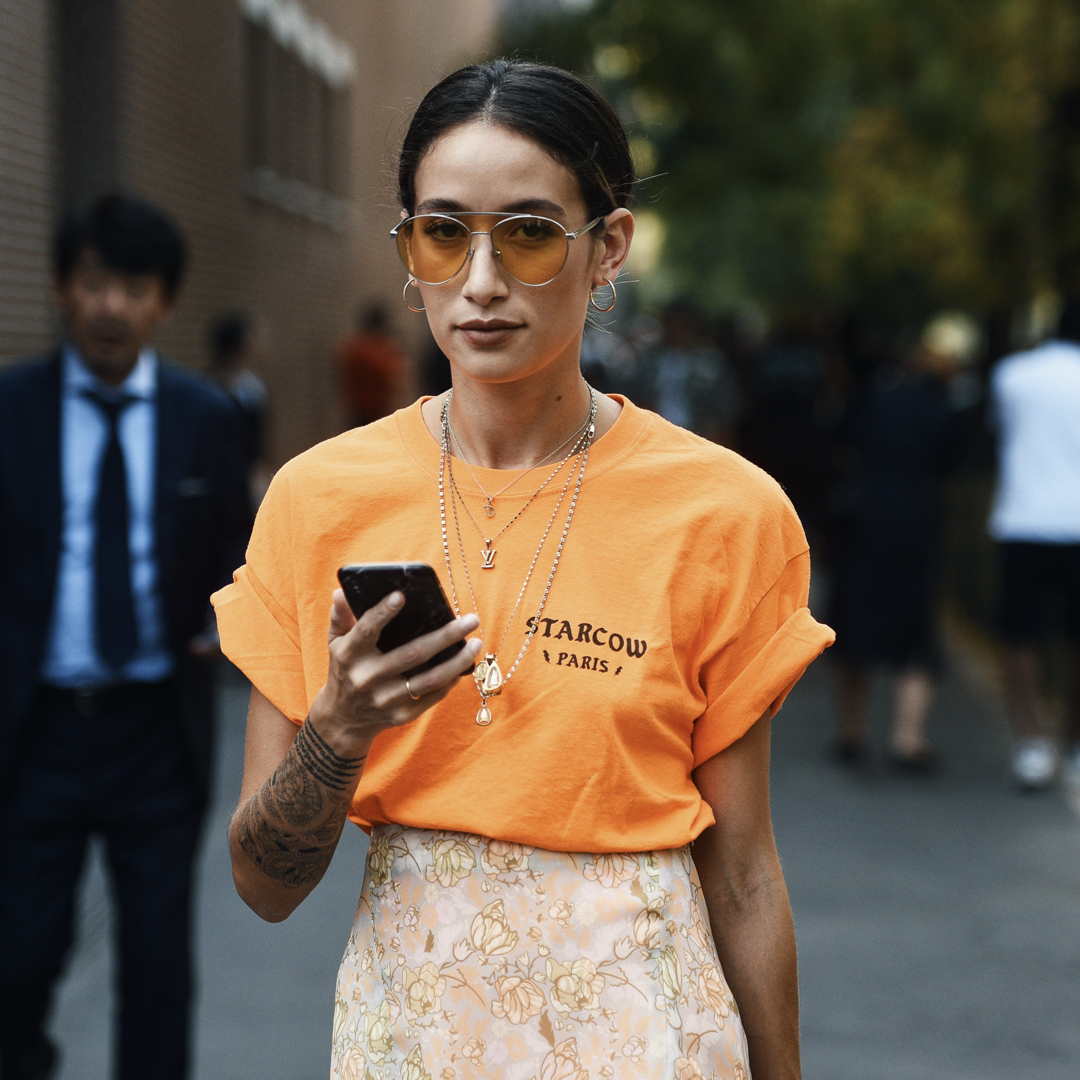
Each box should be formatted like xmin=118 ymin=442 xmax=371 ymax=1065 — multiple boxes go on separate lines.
xmin=462 ymin=614 xmax=480 ymax=630
xmin=469 ymin=638 xmax=483 ymax=654
xmin=388 ymin=592 xmax=404 ymax=609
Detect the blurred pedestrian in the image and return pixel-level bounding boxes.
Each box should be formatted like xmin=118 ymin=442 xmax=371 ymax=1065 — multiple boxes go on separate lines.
xmin=827 ymin=314 xmax=974 ymax=771
xmin=337 ymin=304 xmax=407 ymax=427
xmin=740 ymin=309 xmax=837 ymax=541
xmin=634 ymin=301 xmax=743 ymax=445
xmin=208 ymin=311 xmax=270 ymax=504
xmin=989 ymin=299 xmax=1080 ymax=790
xmin=0 ymin=194 xmax=249 ymax=1080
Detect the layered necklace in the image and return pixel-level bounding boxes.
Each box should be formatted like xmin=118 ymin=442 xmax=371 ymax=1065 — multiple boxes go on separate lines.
xmin=447 ymin=408 xmax=594 ymax=519
xmin=439 ymin=389 xmax=597 ymax=726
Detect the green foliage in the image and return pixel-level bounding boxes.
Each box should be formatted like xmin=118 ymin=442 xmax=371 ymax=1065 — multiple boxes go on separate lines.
xmin=502 ymin=0 xmax=1080 ymax=321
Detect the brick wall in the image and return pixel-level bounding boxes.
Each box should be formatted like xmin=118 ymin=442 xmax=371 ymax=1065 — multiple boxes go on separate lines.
xmin=118 ymin=0 xmax=498 ymax=465
xmin=0 ymin=0 xmax=496 ymax=464
xmin=0 ymin=0 xmax=54 ymax=360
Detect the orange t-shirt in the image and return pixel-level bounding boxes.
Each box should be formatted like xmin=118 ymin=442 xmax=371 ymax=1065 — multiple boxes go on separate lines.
xmin=212 ymin=396 xmax=834 ymax=852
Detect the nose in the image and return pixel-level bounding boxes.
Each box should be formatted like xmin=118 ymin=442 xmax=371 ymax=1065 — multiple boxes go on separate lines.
xmin=460 ymin=230 xmax=509 ymax=306
xmin=102 ymin=281 xmax=130 ymax=316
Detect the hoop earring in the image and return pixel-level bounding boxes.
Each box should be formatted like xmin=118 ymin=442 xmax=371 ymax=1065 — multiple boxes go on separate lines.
xmin=402 ymin=278 xmax=426 ymax=312
xmin=589 ymin=278 xmax=617 ymax=313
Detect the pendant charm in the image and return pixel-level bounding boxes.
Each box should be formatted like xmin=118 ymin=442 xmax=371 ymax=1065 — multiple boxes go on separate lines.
xmin=481 ymin=547 xmax=496 ymax=568
xmin=484 ymin=500 xmax=495 ymax=518
xmin=476 ymin=703 xmax=492 ymax=726
xmin=474 ymin=654 xmax=503 ymax=696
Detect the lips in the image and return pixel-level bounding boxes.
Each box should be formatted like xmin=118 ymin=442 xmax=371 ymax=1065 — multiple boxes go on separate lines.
xmin=456 ymin=320 xmax=523 ymax=347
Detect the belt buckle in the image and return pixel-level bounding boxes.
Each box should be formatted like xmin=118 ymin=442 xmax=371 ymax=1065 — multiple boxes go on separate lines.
xmin=73 ymin=688 xmax=99 ymax=718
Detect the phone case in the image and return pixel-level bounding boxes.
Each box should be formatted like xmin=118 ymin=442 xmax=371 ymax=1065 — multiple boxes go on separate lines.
xmin=337 ymin=562 xmax=466 ymax=674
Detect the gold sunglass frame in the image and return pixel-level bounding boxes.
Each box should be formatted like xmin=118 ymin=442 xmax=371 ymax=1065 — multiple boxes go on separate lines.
xmin=390 ymin=212 xmax=603 ymax=287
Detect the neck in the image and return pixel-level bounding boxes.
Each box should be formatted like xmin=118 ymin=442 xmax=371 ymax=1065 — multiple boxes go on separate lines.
xmin=425 ymin=367 xmax=612 ymax=471
xmin=71 ymin=344 xmax=141 ymax=388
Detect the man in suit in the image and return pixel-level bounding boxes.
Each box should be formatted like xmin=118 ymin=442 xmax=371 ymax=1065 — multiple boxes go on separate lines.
xmin=0 ymin=194 xmax=250 ymax=1080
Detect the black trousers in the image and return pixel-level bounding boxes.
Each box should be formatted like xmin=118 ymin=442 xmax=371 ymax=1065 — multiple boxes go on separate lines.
xmin=0 ymin=681 xmax=204 ymax=1080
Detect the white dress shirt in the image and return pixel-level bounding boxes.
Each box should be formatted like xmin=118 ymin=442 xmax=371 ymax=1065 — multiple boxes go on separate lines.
xmin=40 ymin=346 xmax=174 ymax=687
xmin=988 ymin=339 xmax=1080 ymax=543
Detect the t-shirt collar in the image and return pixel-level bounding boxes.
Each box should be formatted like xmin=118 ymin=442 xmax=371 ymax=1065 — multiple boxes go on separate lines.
xmin=396 ymin=392 xmax=651 ymax=489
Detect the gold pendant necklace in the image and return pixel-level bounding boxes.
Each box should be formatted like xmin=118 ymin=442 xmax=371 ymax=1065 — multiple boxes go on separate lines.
xmin=446 ymin=429 xmax=588 ymax=571
xmin=447 ymin=407 xmax=593 ymax=520
xmin=439 ymin=391 xmax=597 ymax=726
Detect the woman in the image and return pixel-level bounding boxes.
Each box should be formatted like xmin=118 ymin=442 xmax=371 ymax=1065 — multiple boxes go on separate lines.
xmin=215 ymin=60 xmax=833 ymax=1080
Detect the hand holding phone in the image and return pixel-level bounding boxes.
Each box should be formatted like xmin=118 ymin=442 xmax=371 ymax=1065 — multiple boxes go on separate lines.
xmin=337 ymin=562 xmax=467 ymax=675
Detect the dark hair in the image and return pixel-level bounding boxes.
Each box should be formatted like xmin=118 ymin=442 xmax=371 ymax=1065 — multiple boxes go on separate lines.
xmin=209 ymin=312 xmax=250 ymax=367
xmin=53 ymin=193 xmax=187 ymax=299
xmin=398 ymin=59 xmax=634 ymax=223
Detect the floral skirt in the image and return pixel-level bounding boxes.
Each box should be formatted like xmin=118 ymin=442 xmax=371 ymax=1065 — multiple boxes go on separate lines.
xmin=331 ymin=826 xmax=750 ymax=1080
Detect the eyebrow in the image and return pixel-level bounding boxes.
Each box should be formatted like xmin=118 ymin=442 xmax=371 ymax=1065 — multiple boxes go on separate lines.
xmin=414 ymin=197 xmax=567 ymax=216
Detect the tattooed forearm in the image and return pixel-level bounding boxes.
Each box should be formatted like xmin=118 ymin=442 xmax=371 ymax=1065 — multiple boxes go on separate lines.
xmin=234 ymin=719 xmax=368 ymax=888
xmin=292 ymin=718 xmax=365 ymax=793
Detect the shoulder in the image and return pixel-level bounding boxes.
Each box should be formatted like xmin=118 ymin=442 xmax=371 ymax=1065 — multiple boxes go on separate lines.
xmin=0 ymin=351 xmax=61 ymax=397
xmin=637 ymin=408 xmax=789 ymax=504
xmin=269 ymin=411 xmax=407 ymax=494
xmin=278 ymin=410 xmax=401 ymax=479
xmin=157 ymin=359 xmax=235 ymax=416
xmin=994 ymin=342 xmax=1080 ymax=389
xmin=619 ymin=405 xmax=804 ymax=553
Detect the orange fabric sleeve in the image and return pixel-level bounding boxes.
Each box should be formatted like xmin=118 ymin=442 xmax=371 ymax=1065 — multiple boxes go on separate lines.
xmin=691 ymin=550 xmax=835 ymax=767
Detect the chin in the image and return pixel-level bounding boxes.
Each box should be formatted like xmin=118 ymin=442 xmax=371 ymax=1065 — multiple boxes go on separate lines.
xmin=448 ymin=351 xmax=551 ymax=386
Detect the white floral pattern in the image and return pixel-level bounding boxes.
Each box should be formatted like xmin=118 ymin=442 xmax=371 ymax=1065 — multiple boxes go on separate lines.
xmin=331 ymin=826 xmax=750 ymax=1079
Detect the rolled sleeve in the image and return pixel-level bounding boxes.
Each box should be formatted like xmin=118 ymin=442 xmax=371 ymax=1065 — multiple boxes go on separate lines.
xmin=211 ymin=466 xmax=309 ymax=724
xmin=691 ymin=552 xmax=834 ymax=767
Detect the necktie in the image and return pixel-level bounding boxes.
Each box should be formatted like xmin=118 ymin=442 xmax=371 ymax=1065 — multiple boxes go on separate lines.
xmin=84 ymin=391 xmax=139 ymax=672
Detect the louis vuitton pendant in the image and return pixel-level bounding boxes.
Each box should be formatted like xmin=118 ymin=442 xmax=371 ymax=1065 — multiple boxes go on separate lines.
xmin=480 ymin=545 xmax=496 ymax=568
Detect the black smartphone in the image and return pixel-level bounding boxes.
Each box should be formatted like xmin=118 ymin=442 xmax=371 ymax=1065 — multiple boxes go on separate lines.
xmin=337 ymin=562 xmax=466 ymax=674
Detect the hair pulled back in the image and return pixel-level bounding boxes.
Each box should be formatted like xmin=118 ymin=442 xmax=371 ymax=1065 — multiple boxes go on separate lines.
xmin=398 ymin=59 xmax=634 ymax=223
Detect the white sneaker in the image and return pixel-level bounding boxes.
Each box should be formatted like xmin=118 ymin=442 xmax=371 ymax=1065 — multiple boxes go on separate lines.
xmin=1012 ymin=737 xmax=1058 ymax=790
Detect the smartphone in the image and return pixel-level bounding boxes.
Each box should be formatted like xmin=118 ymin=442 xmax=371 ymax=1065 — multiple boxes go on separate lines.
xmin=337 ymin=562 xmax=466 ymax=674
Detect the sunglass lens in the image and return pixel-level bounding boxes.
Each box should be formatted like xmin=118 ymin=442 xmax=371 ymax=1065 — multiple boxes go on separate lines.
xmin=397 ymin=217 xmax=471 ymax=283
xmin=492 ymin=217 xmax=569 ymax=285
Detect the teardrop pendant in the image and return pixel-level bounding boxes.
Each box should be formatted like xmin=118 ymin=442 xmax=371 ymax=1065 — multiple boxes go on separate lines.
xmin=476 ymin=704 xmax=492 ymax=726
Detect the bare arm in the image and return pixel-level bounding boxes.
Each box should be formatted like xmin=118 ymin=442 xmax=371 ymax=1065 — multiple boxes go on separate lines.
xmin=229 ymin=588 xmax=482 ymax=922
xmin=691 ymin=713 xmax=801 ymax=1080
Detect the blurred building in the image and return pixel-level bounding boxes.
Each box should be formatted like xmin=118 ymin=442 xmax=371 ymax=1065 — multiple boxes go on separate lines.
xmin=0 ymin=0 xmax=496 ymax=464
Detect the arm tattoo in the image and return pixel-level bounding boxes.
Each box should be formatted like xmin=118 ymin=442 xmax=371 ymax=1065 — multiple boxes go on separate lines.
xmin=292 ymin=719 xmax=364 ymax=792
xmin=235 ymin=719 xmax=368 ymax=888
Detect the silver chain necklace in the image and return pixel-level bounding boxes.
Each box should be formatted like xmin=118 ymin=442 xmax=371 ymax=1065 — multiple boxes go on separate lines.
xmin=447 ymin=424 xmax=591 ymax=569
xmin=439 ymin=390 xmax=597 ymax=727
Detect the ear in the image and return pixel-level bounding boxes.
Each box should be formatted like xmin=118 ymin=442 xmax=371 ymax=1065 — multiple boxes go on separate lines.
xmin=594 ymin=209 xmax=634 ymax=287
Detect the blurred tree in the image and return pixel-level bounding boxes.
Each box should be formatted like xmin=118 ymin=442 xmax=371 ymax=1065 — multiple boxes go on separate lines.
xmin=503 ymin=0 xmax=1080 ymax=324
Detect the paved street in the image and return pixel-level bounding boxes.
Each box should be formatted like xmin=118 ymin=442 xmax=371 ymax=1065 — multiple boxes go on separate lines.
xmin=50 ymin=649 xmax=1080 ymax=1079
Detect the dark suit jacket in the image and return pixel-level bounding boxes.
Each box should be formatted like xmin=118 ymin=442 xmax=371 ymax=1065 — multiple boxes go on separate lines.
xmin=0 ymin=350 xmax=251 ymax=799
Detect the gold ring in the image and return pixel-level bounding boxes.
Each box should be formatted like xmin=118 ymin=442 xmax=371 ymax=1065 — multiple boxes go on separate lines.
xmin=405 ymin=677 xmax=421 ymax=701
